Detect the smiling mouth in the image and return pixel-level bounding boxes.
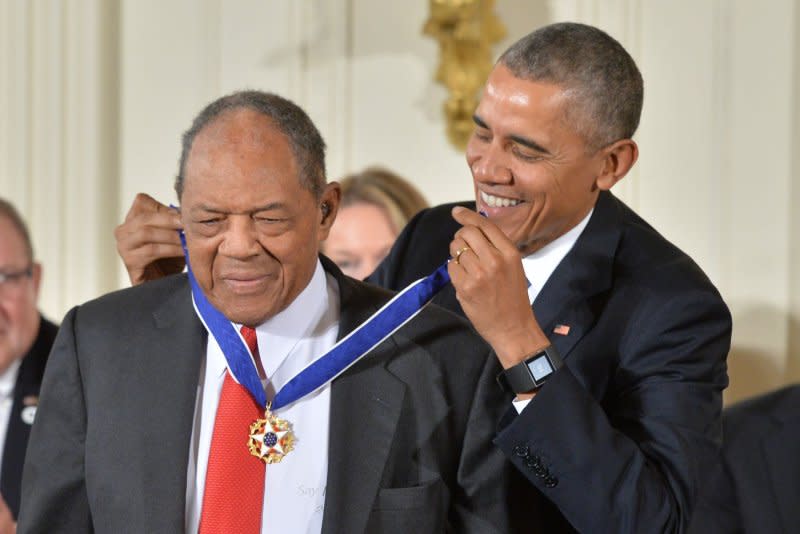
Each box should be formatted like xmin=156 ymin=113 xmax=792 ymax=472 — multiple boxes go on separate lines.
xmin=480 ymin=190 xmax=523 ymax=208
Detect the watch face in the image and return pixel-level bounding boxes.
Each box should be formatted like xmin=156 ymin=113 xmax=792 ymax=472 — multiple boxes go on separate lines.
xmin=527 ymin=354 xmax=554 ymax=381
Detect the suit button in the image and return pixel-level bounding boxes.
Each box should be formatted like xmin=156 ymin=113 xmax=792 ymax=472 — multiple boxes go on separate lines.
xmin=525 ymin=457 xmax=547 ymax=477
xmin=544 ymin=476 xmax=558 ymax=488
xmin=513 ymin=444 xmax=530 ymax=458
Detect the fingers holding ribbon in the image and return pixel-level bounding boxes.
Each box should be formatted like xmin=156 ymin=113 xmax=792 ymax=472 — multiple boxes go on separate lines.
xmin=447 ymin=206 xmax=548 ymax=366
xmin=448 ymin=215 xmax=500 ymax=276
xmin=447 ymin=218 xmax=499 ymax=289
xmin=115 ymin=193 xmax=186 ymax=286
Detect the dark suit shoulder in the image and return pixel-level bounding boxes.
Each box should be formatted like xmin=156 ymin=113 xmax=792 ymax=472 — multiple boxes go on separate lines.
xmin=393 ymin=301 xmax=493 ymax=393
xmin=342 ymin=272 xmax=492 ymax=385
xmin=21 ymin=316 xmax=59 ymax=371
xmin=724 ymin=384 xmax=800 ymax=435
xmin=368 ymin=201 xmax=474 ymax=291
xmin=604 ymin=195 xmax=723 ymax=299
xmin=73 ymin=274 xmax=189 ymax=324
xmin=14 ymin=315 xmax=56 ymax=381
xmin=616 ymin=198 xmax=703 ymax=269
xmin=346 ymin=271 xmax=483 ymax=348
xmin=37 ymin=316 xmax=59 ymax=343
xmin=406 ymin=301 xmax=487 ymax=350
xmin=4 ymin=318 xmax=60 ymax=519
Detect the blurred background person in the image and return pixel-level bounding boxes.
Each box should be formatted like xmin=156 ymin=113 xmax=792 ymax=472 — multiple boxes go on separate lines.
xmin=0 ymin=199 xmax=57 ymax=531
xmin=689 ymin=383 xmax=800 ymax=534
xmin=321 ymin=167 xmax=428 ymax=280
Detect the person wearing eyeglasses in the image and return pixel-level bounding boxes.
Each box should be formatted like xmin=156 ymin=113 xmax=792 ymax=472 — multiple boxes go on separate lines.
xmin=0 ymin=198 xmax=57 ymax=532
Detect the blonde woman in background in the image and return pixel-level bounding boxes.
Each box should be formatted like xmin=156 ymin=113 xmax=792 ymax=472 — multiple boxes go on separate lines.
xmin=322 ymin=167 xmax=428 ymax=280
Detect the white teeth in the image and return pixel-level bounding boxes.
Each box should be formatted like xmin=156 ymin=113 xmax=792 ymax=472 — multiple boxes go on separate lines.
xmin=480 ymin=191 xmax=521 ymax=208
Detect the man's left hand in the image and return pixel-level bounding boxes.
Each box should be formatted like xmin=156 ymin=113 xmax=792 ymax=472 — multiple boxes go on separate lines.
xmin=447 ymin=206 xmax=550 ymax=369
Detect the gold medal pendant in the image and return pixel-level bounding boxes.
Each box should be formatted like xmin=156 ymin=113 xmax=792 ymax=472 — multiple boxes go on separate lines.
xmin=248 ymin=406 xmax=296 ymax=464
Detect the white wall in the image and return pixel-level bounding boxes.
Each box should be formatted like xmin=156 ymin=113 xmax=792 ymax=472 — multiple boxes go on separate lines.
xmin=0 ymin=0 xmax=119 ymax=323
xmin=1 ymin=0 xmax=798 ymax=402
xmin=117 ymin=0 xmax=474 ymax=209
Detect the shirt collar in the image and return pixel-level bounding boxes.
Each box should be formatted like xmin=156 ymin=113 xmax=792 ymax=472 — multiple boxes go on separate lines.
xmin=0 ymin=357 xmax=22 ymax=399
xmin=522 ymin=209 xmax=593 ymax=303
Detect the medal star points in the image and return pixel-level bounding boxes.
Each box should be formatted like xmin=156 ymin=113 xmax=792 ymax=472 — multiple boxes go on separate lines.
xmin=248 ymin=409 xmax=295 ymax=464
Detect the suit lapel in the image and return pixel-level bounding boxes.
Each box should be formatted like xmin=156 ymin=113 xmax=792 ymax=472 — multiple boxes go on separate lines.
xmin=320 ymin=259 xmax=406 ymax=534
xmin=762 ymin=416 xmax=800 ymax=533
xmin=137 ymin=280 xmax=206 ymax=530
xmin=1 ymin=391 xmax=30 ymax=518
xmin=1 ymin=318 xmax=51 ymax=518
xmin=533 ymin=191 xmax=621 ymax=360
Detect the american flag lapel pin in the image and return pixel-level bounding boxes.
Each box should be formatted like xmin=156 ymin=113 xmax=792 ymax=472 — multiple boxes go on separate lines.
xmin=553 ymin=324 xmax=571 ymax=336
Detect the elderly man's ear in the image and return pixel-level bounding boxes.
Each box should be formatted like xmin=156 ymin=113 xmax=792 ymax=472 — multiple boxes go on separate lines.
xmin=317 ymin=182 xmax=341 ymax=238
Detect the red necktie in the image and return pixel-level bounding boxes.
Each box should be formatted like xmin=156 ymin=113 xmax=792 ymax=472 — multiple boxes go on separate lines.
xmin=199 ymin=326 xmax=265 ymax=534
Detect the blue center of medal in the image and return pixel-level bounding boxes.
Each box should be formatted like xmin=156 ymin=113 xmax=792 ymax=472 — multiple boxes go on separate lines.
xmin=264 ymin=432 xmax=278 ymax=447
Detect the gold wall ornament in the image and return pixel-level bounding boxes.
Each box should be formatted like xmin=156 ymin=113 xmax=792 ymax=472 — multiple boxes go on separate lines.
xmin=423 ymin=0 xmax=507 ymax=150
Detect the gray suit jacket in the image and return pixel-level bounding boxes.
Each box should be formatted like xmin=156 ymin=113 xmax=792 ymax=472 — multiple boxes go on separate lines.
xmin=18 ymin=258 xmax=519 ymax=533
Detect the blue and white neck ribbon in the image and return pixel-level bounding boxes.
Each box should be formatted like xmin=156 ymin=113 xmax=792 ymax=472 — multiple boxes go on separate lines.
xmin=179 ymin=231 xmax=451 ymax=411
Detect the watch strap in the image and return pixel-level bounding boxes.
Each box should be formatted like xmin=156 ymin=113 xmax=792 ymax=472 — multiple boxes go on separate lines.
xmin=497 ymin=344 xmax=563 ymax=394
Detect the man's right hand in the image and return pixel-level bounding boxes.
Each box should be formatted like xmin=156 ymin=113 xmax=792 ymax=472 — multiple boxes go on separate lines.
xmin=114 ymin=193 xmax=185 ymax=285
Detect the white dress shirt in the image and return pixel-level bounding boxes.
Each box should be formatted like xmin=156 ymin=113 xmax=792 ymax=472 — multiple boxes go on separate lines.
xmin=521 ymin=210 xmax=593 ymax=306
xmin=186 ymin=260 xmax=340 ymax=534
xmin=0 ymin=358 xmax=22 ymax=474
xmin=513 ymin=210 xmax=592 ymax=412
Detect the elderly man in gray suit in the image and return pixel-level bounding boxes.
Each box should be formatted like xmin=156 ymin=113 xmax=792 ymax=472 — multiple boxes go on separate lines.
xmin=18 ymin=91 xmax=524 ymax=533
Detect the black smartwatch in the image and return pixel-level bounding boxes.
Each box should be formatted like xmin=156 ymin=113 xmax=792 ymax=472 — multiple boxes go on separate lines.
xmin=497 ymin=345 xmax=563 ymax=394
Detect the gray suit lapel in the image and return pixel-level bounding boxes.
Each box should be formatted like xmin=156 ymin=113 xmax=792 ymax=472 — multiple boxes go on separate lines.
xmin=320 ymin=260 xmax=407 ymax=534
xmin=138 ymin=280 xmax=206 ymax=530
xmin=323 ymin=350 xmax=406 ymax=534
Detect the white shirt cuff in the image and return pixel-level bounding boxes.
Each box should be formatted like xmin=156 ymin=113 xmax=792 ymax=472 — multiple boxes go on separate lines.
xmin=512 ymin=397 xmax=531 ymax=413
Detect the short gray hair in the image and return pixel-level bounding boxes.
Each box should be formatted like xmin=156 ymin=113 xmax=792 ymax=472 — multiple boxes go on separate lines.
xmin=175 ymin=90 xmax=327 ymax=198
xmin=499 ymin=22 xmax=643 ymax=150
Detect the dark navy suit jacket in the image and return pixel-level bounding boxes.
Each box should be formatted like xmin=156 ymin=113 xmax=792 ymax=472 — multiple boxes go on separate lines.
xmin=369 ymin=191 xmax=732 ymax=533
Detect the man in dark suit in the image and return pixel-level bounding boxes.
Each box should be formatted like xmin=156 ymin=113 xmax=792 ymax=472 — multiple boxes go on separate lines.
xmin=688 ymin=384 xmax=800 ymax=534
xmin=370 ymin=23 xmax=731 ymax=532
xmin=113 ymin=23 xmax=731 ymax=533
xmin=0 ymin=199 xmax=58 ymax=531
xmin=18 ymin=91 xmax=520 ymax=533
